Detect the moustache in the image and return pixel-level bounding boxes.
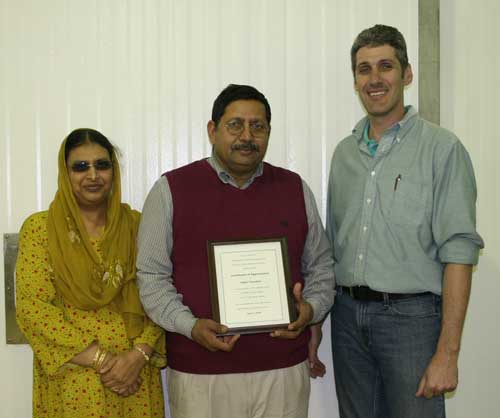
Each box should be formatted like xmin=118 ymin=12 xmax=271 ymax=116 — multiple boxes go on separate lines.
xmin=231 ymin=142 xmax=259 ymax=152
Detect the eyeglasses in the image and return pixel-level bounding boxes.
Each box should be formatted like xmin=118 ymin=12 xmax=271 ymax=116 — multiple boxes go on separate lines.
xmin=70 ymin=159 xmax=113 ymax=173
xmin=224 ymin=118 xmax=269 ymax=138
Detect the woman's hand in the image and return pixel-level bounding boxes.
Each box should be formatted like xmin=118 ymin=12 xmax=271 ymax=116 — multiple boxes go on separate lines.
xmin=99 ymin=345 xmax=151 ymax=396
xmin=70 ymin=342 xmax=99 ymax=367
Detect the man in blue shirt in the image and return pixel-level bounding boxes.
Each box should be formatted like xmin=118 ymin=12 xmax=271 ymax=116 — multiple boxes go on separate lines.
xmin=313 ymin=24 xmax=484 ymax=418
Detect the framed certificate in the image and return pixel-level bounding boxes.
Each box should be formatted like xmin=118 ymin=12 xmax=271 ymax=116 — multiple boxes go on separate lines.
xmin=207 ymin=237 xmax=297 ymax=335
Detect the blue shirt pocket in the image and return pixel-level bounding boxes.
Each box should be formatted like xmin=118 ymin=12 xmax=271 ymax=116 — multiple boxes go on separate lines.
xmin=389 ymin=179 xmax=429 ymax=226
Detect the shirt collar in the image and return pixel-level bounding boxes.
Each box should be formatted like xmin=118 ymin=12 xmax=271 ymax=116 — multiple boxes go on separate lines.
xmin=354 ymin=105 xmax=418 ymax=144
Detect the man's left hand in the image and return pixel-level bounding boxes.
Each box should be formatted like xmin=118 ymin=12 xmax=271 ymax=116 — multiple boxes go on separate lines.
xmin=308 ymin=323 xmax=326 ymax=378
xmin=416 ymin=351 xmax=459 ymax=399
xmin=271 ymin=282 xmax=313 ymax=339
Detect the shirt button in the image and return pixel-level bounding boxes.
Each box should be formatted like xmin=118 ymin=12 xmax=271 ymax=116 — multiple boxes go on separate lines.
xmin=366 ymin=198 xmax=372 ymax=204
xmin=371 ymin=171 xmax=376 ymax=177
xmin=363 ymin=226 xmax=368 ymax=232
xmin=358 ymin=254 xmax=363 ymax=260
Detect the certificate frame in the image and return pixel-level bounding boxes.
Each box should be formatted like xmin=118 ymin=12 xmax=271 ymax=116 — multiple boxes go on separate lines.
xmin=207 ymin=237 xmax=297 ymax=335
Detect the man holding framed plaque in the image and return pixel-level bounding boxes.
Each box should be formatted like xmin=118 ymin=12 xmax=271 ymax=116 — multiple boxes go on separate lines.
xmin=136 ymin=84 xmax=334 ymax=418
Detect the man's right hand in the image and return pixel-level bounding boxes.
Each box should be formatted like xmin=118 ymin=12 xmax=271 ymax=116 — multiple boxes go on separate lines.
xmin=191 ymin=318 xmax=240 ymax=352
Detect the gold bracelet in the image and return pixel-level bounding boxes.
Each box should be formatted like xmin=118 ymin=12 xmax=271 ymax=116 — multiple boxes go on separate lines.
xmin=95 ymin=350 xmax=108 ymax=371
xmin=97 ymin=351 xmax=107 ymax=371
xmin=92 ymin=346 xmax=102 ymax=370
xmin=133 ymin=345 xmax=150 ymax=362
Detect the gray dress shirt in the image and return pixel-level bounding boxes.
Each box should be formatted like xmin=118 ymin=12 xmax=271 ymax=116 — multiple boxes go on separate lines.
xmin=137 ymin=156 xmax=335 ymax=339
xmin=327 ymin=106 xmax=484 ymax=294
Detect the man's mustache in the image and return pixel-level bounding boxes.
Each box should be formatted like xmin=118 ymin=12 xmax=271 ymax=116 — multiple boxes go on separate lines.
xmin=231 ymin=142 xmax=259 ymax=152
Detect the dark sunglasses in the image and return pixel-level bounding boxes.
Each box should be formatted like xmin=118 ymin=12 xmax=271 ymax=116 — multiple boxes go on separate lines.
xmin=70 ymin=159 xmax=113 ymax=173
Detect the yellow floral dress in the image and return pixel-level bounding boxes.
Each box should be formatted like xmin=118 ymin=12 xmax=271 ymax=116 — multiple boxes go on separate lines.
xmin=16 ymin=211 xmax=166 ymax=418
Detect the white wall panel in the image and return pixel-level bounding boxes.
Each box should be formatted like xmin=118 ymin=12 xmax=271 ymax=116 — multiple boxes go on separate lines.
xmin=441 ymin=1 xmax=500 ymax=417
xmin=0 ymin=1 xmax=418 ymax=417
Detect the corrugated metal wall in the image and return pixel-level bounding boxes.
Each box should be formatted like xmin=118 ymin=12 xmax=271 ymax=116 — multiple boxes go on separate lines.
xmin=0 ymin=1 xmax=419 ymax=417
xmin=0 ymin=0 xmax=419 ymax=223
xmin=441 ymin=1 xmax=500 ymax=417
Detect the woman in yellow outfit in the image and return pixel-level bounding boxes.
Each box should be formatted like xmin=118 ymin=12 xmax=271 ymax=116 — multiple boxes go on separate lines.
xmin=16 ymin=128 xmax=166 ymax=418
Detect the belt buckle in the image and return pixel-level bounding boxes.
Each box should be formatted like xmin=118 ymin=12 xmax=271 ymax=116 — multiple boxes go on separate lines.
xmin=348 ymin=287 xmax=355 ymax=299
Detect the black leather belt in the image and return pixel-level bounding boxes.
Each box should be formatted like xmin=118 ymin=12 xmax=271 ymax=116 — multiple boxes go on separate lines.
xmin=339 ymin=286 xmax=432 ymax=302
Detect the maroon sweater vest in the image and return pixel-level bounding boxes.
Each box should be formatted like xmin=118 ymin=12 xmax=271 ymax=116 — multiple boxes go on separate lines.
xmin=165 ymin=159 xmax=309 ymax=374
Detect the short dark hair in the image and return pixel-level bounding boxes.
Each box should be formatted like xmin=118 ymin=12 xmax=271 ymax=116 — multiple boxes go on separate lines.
xmin=211 ymin=84 xmax=271 ymax=127
xmin=351 ymin=24 xmax=409 ymax=75
xmin=64 ymin=128 xmax=116 ymax=161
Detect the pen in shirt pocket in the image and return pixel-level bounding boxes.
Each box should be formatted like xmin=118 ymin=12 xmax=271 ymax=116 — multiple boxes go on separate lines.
xmin=393 ymin=174 xmax=402 ymax=191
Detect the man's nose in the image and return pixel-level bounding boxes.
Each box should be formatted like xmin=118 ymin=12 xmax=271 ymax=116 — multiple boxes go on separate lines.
xmin=369 ymin=68 xmax=382 ymax=83
xmin=239 ymin=123 xmax=253 ymax=141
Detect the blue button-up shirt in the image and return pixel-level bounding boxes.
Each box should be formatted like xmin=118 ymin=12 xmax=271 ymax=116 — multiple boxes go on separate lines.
xmin=326 ymin=106 xmax=484 ymax=294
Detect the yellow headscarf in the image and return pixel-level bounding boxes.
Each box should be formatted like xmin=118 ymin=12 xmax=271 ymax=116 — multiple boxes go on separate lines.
xmin=47 ymin=135 xmax=144 ymax=340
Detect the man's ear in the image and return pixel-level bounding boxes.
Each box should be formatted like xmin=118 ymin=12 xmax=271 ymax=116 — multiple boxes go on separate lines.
xmin=354 ymin=76 xmax=359 ymax=93
xmin=207 ymin=120 xmax=216 ymax=145
xmin=403 ymin=64 xmax=413 ymax=86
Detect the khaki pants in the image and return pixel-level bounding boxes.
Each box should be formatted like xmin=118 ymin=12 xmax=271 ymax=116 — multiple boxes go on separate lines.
xmin=166 ymin=361 xmax=310 ymax=418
